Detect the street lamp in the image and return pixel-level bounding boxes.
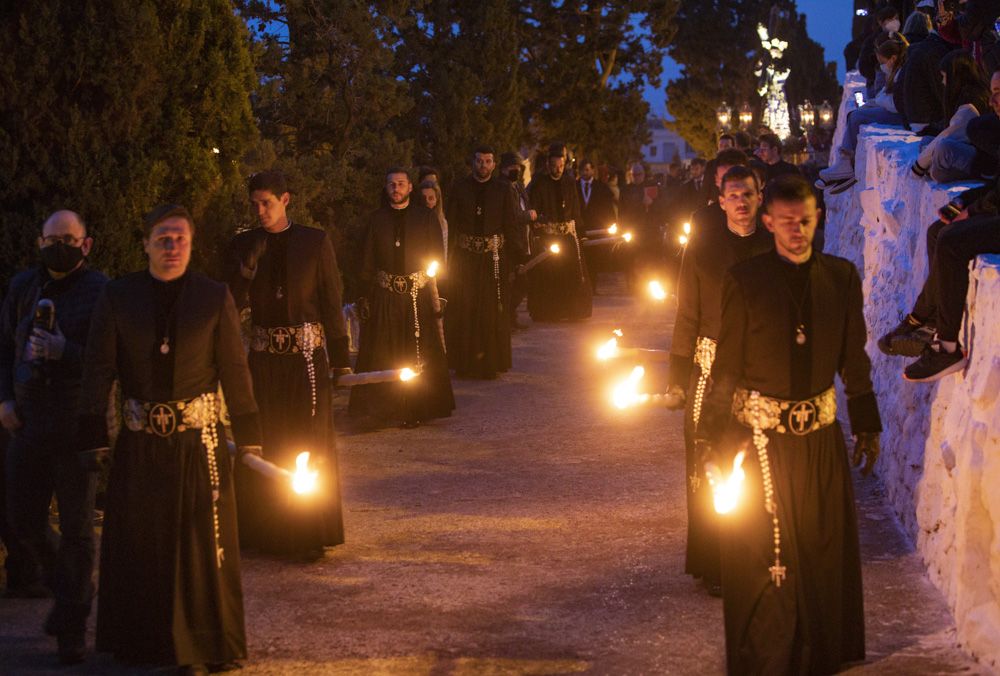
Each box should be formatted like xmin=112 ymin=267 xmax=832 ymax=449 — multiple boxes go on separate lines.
xmin=818 ymin=100 xmax=834 ymax=129
xmin=738 ymin=102 xmax=753 ymax=129
xmin=716 ymin=101 xmax=732 ymax=130
xmin=798 ymin=99 xmax=815 ymax=130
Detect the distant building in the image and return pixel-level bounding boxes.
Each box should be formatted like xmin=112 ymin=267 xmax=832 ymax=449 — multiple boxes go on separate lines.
xmin=640 ymin=118 xmax=696 ymax=174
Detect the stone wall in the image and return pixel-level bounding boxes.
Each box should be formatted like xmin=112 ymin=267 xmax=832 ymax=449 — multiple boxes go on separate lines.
xmin=824 ymin=77 xmax=1000 ymax=670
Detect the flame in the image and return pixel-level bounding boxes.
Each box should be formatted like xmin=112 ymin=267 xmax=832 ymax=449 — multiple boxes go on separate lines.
xmin=549 ymin=243 xmax=561 ymax=254
xmin=706 ymin=450 xmax=747 ymax=514
xmin=608 ymin=223 xmax=619 ymax=235
xmin=623 ymin=232 xmax=633 ymax=243
xmin=648 ymin=280 xmax=667 ymax=301
xmin=613 ymin=328 xmax=623 ymax=337
xmin=399 ymin=367 xmax=417 ymax=382
xmin=426 ymin=260 xmax=439 ymax=278
xmin=678 ymin=234 xmax=689 ymax=246
xmin=596 ymin=337 xmax=619 ymax=361
xmin=611 ymin=366 xmax=646 ymax=410
xmin=683 ymin=222 xmax=691 ymax=235
xmin=292 ymin=452 xmax=319 ymax=495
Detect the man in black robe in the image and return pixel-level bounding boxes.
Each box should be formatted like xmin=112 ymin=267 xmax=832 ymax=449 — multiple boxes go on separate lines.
xmin=445 ymin=145 xmax=518 ymax=378
xmin=78 ymin=204 xmax=262 ymax=671
xmin=666 ymin=167 xmax=773 ymax=597
xmin=578 ymin=159 xmax=618 ymax=293
xmin=499 ymin=151 xmax=536 ymax=330
xmin=349 ymin=168 xmax=454 ymax=427
xmin=527 ymin=144 xmax=592 ymax=321
xmin=618 ymin=162 xmax=663 ymax=288
xmin=688 ymin=149 xmax=749 ymax=238
xmin=756 ymin=133 xmax=801 ymax=185
xmin=225 ymin=170 xmax=351 ymax=559
xmin=0 ymin=210 xmax=107 ymax=663
xmin=697 ymin=175 xmax=881 ymax=675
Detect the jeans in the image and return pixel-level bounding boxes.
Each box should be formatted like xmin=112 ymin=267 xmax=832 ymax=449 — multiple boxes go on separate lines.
xmin=5 ymin=412 xmax=97 ymax=634
xmin=911 ymin=219 xmax=951 ymax=325
xmin=843 ymin=106 xmax=906 ymax=153
xmin=931 ymin=138 xmax=978 ymax=183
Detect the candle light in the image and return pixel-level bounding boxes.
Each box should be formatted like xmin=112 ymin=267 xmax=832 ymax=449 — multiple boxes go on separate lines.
xmin=705 ymin=450 xmax=747 ymax=514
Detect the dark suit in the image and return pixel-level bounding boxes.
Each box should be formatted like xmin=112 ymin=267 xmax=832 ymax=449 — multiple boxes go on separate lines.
xmin=578 ymin=179 xmax=618 ymax=292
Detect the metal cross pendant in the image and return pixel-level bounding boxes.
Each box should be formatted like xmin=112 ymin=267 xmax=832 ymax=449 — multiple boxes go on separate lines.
xmin=769 ymin=563 xmax=787 ymax=587
xmin=688 ymin=473 xmax=701 ymax=492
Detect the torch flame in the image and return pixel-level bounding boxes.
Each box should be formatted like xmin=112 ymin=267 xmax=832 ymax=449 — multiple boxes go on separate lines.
xmin=596 ymin=336 xmax=619 ymax=361
xmin=623 ymin=232 xmax=633 ymax=243
xmin=648 ymin=280 xmax=667 ymax=301
xmin=611 ymin=366 xmax=646 ymax=410
xmin=549 ymin=243 xmax=561 ymax=254
xmin=608 ymin=223 xmax=619 ymax=235
xmin=399 ymin=367 xmax=418 ymax=382
xmin=613 ymin=328 xmax=623 ymax=337
xmin=683 ymin=222 xmax=691 ymax=235
xmin=292 ymin=451 xmax=319 ymax=495
xmin=678 ymin=234 xmax=689 ymax=246
xmin=426 ymin=260 xmax=440 ymax=278
xmin=706 ymin=450 xmax=747 ymax=514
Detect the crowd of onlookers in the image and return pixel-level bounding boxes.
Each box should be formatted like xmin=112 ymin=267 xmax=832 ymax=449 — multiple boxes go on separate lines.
xmin=824 ymin=0 xmax=1000 ymax=382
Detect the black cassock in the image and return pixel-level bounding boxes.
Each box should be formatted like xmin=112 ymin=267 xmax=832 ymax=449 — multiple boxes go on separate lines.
xmin=526 ymin=173 xmax=592 ymax=321
xmin=444 ymin=175 xmax=517 ymax=378
xmin=349 ymin=204 xmax=454 ymax=423
xmin=700 ymin=251 xmax=881 ymax=675
xmin=79 ymin=272 xmax=261 ymax=666
xmin=226 ymin=223 xmax=351 ymax=555
xmin=669 ymin=220 xmax=773 ymax=584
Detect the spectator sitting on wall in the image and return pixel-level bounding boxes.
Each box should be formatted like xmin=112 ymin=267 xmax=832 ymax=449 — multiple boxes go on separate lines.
xmin=911 ymin=53 xmax=991 ymax=182
xmin=756 ymin=133 xmax=801 ymax=183
xmin=902 ymin=4 xmax=963 ymax=132
xmin=877 ymin=151 xmax=1000 ymax=380
xmin=859 ymin=6 xmax=903 ymax=95
xmin=817 ymin=36 xmax=910 ymax=195
xmin=903 ymin=9 xmax=933 ymax=44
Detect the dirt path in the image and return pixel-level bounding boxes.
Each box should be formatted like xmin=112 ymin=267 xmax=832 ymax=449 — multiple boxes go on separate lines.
xmin=0 ymin=280 xmax=986 ymax=674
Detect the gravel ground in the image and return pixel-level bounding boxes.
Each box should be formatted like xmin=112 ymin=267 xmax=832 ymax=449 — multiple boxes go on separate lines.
xmin=0 ymin=277 xmax=988 ymax=675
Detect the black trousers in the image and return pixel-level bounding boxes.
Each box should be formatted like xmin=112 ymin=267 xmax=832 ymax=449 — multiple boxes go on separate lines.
xmin=933 ymin=215 xmax=1000 ymax=342
xmin=5 ymin=418 xmax=96 ymax=633
xmin=911 ymin=218 xmax=950 ymax=325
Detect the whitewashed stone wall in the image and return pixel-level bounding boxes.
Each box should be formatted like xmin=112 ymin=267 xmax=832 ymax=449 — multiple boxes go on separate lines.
xmin=824 ymin=78 xmax=1000 ymax=669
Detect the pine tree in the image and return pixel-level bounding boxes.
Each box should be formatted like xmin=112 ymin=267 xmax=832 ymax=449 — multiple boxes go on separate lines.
xmin=0 ymin=0 xmax=258 ymax=285
xmin=517 ymin=0 xmax=679 ymax=168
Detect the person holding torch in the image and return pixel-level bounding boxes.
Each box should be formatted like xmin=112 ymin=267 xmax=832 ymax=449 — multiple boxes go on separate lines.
xmin=225 ymin=170 xmax=352 ymax=559
xmin=666 ymin=165 xmax=773 ymax=597
xmin=78 ymin=205 xmax=261 ymax=671
xmin=696 ymin=176 xmax=881 ymax=675
xmin=349 ymin=167 xmax=455 ymax=428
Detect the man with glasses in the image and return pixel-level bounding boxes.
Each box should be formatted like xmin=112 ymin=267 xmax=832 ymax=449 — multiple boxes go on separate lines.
xmin=0 ymin=210 xmax=107 ymax=663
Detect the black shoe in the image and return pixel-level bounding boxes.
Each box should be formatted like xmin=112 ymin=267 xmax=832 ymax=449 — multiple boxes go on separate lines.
xmin=57 ymin=632 xmax=85 ymax=665
xmin=878 ymin=316 xmax=934 ymax=357
xmin=828 ymin=176 xmax=858 ymax=195
xmin=903 ymin=344 xmax=967 ymax=382
xmin=703 ymin=579 xmax=723 ymax=598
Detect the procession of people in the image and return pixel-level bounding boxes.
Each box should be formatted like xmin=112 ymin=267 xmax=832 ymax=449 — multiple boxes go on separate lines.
xmin=0 ymin=129 xmax=886 ymax=675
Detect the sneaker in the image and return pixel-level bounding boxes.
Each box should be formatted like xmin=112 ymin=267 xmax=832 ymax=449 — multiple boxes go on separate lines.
xmin=878 ymin=316 xmax=934 ymax=357
xmin=828 ymin=177 xmax=858 ymax=195
xmin=903 ymin=344 xmax=967 ymax=382
xmin=818 ymin=150 xmax=855 ymax=182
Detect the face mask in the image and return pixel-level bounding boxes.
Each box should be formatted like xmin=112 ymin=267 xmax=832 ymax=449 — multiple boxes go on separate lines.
xmin=40 ymin=242 xmax=84 ymax=273
xmin=880 ymin=62 xmax=893 ymax=77
xmin=884 ymin=19 xmax=901 ymax=33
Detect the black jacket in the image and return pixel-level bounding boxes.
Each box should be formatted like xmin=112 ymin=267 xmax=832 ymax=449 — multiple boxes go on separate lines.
xmin=0 ymin=264 xmax=107 ymax=408
xmin=902 ymin=33 xmax=960 ymax=127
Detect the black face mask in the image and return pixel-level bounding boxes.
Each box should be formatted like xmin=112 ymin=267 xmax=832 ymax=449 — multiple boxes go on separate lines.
xmin=504 ymin=169 xmax=520 ymax=182
xmin=40 ymin=242 xmax=85 ymax=274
